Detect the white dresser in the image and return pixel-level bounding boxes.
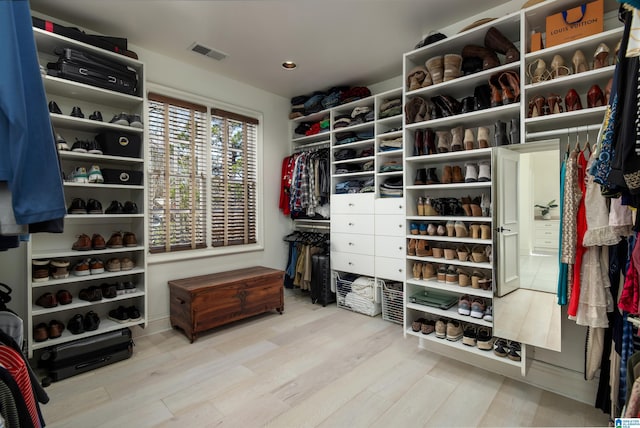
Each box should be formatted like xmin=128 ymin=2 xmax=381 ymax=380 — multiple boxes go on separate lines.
xmin=533 ymin=219 xmax=560 ymax=253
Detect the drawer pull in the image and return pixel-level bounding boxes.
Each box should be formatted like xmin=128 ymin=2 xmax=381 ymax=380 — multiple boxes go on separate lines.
xmin=348 ymin=203 xmax=354 ymax=207
xmin=398 ymin=224 xmax=402 ymax=228
xmin=348 ymin=242 xmax=354 ymax=246
xmin=348 ymin=262 xmax=353 ymax=266
xmin=398 ymin=268 xmax=403 ymax=273
xmin=398 ymin=246 xmax=403 ymax=250
xmin=348 ymin=222 xmax=354 ymax=226
xmin=398 ymin=205 xmax=402 ymax=209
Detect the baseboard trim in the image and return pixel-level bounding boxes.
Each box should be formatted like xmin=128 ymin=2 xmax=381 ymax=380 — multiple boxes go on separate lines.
xmin=130 ymin=315 xmax=172 ymax=339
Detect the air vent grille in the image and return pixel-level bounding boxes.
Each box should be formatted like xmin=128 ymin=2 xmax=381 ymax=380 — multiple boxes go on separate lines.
xmin=190 ymin=43 xmax=227 ymax=61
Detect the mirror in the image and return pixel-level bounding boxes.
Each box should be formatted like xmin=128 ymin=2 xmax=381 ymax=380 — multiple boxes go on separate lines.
xmin=493 ymin=142 xmax=562 ymax=351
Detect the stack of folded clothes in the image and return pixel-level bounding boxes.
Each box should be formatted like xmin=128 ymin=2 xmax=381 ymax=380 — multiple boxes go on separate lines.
xmin=379 ymin=158 xmax=402 ymax=173
xmin=333 ymin=115 xmax=351 ymax=129
xmin=380 ymin=176 xmax=403 ymax=198
xmin=335 ymin=164 xmax=363 ymax=175
xmin=293 ymin=116 xmax=330 ymax=137
xmin=379 ymin=136 xmax=403 ymax=151
xmin=341 ymin=87 xmax=371 ymax=104
xmin=379 ymin=98 xmax=402 ymax=118
xmin=289 ymin=86 xmax=372 ymax=119
xmin=360 ymin=177 xmax=375 ymax=193
xmin=350 ymin=106 xmax=374 ymax=125
xmin=335 ymin=180 xmax=363 ymax=194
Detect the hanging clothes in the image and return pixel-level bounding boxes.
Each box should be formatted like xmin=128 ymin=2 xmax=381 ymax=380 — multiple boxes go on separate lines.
xmin=558 ymin=153 xmax=569 ymax=305
xmin=0 ymin=1 xmax=66 ymax=226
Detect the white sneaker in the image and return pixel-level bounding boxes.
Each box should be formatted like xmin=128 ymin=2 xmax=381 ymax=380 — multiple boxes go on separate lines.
xmin=478 ymin=160 xmax=491 ymax=182
xmin=88 ymin=165 xmax=104 ymax=183
xmin=483 ymin=305 xmax=493 ymax=322
xmin=72 ymin=167 xmax=88 ymax=183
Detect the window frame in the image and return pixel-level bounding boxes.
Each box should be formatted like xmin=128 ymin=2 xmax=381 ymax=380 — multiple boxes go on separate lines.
xmin=146 ymin=83 xmax=264 ymax=264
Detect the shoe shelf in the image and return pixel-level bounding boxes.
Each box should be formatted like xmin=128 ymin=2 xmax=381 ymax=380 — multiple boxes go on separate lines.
xmin=407 ymin=215 xmax=492 ymax=223
xmin=406 ymin=182 xmax=491 ymax=191
xmin=377 ymin=149 xmax=403 ymax=158
xmin=406 ymin=328 xmax=522 ymax=367
xmin=407 ymin=62 xmax=521 ymax=100
xmin=407 ymin=278 xmax=493 ymax=299
xmin=378 ymin=171 xmax=403 ymax=178
xmin=58 ymin=151 xmax=145 ymax=164
xmin=43 ymin=75 xmax=143 ymax=108
xmin=33 ymin=246 xmax=145 ymax=260
xmin=32 ymin=289 xmax=145 ymax=316
xmin=524 ymin=106 xmax=607 ymax=134
xmin=407 ymin=255 xmax=491 ymax=270
xmin=405 ymin=103 xmax=521 ymax=131
xmin=377 ymin=129 xmax=402 ymax=139
xmin=376 ymin=114 xmax=403 ymax=127
xmin=406 ymin=148 xmax=492 ymax=162
xmin=406 ymin=302 xmax=493 ymax=328
xmin=31 ymin=268 xmax=145 ymax=289
xmin=50 ymin=113 xmax=144 ymax=134
xmin=30 ymin=317 xmax=144 ymax=352
xmin=332 ymin=171 xmax=373 ymax=179
xmin=523 ymin=65 xmax=614 ymax=93
xmin=64 ymin=182 xmax=145 ymax=190
xmin=333 ymin=156 xmax=375 ymax=166
xmin=411 ymin=235 xmax=492 ymax=245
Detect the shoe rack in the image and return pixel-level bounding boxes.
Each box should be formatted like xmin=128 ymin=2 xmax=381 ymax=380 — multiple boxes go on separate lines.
xmin=522 ymin=0 xmax=622 ymax=140
xmin=26 ymin=26 xmax=147 ymax=357
xmin=402 ymin=11 xmax=522 ymax=368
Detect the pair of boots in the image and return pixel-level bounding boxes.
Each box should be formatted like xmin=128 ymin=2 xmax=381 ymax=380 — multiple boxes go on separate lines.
xmin=461 ymin=27 xmax=520 ymax=72
xmin=488 ymin=70 xmax=521 ymax=107
xmin=415 ymin=168 xmax=441 ymax=185
xmin=413 ymin=129 xmax=436 ymax=156
xmin=424 ymin=54 xmax=463 ymax=86
xmin=463 ymin=127 xmax=490 ymax=150
xmin=464 ymin=161 xmax=491 ymax=183
xmin=494 ymin=119 xmax=520 ymax=146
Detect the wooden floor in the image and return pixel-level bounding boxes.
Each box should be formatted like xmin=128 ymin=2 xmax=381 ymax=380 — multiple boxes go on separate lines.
xmin=38 ymin=289 xmax=608 ymax=427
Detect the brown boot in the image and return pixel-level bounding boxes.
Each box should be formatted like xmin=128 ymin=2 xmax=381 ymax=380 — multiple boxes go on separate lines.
xmin=452 ymin=166 xmax=464 ymax=183
xmin=424 ymin=129 xmax=436 ymax=155
xmin=407 ymin=66 xmax=429 ymax=91
xmin=461 ymin=45 xmax=500 ymax=70
xmin=425 ymin=56 xmax=444 ymax=85
xmin=442 ymin=165 xmax=452 ymax=184
xmin=499 ymin=71 xmax=520 ymax=104
xmin=489 ymin=72 xmax=503 ymax=107
xmin=408 ymin=239 xmax=417 ymax=256
xmin=443 ymin=54 xmax=462 ymax=81
xmin=484 ymin=26 xmax=520 ymax=63
xmin=450 ymin=127 xmax=464 ymax=151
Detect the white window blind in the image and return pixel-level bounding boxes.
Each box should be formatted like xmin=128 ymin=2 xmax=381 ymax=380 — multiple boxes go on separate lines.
xmin=210 ymin=108 xmax=258 ymax=247
xmin=148 ymin=93 xmax=207 ymax=253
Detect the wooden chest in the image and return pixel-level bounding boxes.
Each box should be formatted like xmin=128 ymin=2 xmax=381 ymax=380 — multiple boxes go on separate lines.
xmin=168 ymin=266 xmax=284 ymax=342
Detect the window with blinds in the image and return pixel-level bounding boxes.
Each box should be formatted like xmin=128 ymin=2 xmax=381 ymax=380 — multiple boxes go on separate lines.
xmin=147 ymin=92 xmax=259 ymax=254
xmin=148 ymin=93 xmax=207 ymax=253
xmin=210 ymin=109 xmax=258 ymax=247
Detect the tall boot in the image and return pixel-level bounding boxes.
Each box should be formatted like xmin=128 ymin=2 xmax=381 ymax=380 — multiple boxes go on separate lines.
xmin=450 ymin=127 xmax=464 ymax=151
xmin=461 ymin=45 xmax=500 ymax=70
xmin=494 ymin=121 xmax=509 ymax=146
xmin=474 ymin=84 xmax=492 ymax=110
xmin=427 ymin=168 xmax=440 ymax=185
xmin=441 ymin=165 xmax=452 ymax=184
xmin=436 ymin=130 xmax=451 ymax=153
xmin=424 ymin=128 xmax=436 ymax=155
xmin=414 ymin=129 xmax=424 ymax=156
xmin=415 ymin=168 xmax=427 ymax=185
xmin=510 ymin=119 xmax=520 ymax=145
xmin=464 ymin=128 xmax=475 ymax=150
xmin=484 ymin=26 xmax=520 ymax=63
xmin=477 ymin=126 xmax=490 ymax=148
xmin=488 ymin=73 xmax=503 ymax=107
xmin=443 ymin=54 xmax=462 ymax=81
xmin=425 ymin=56 xmax=444 ymax=85
xmin=452 ymin=166 xmax=464 ymax=183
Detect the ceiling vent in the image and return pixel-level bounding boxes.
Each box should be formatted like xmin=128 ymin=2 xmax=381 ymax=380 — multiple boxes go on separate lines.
xmin=189 ymin=43 xmax=227 ymax=61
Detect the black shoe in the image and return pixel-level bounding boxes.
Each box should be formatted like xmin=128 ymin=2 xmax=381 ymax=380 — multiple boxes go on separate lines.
xmin=126 ymin=306 xmax=141 ymax=322
xmin=100 ymin=283 xmax=117 ymax=299
xmin=414 ymin=168 xmax=427 ymax=185
xmin=105 ymin=200 xmax=124 ymax=214
xmin=460 ymin=96 xmax=476 ymax=114
xmin=67 ymin=198 xmax=87 ymax=214
xmin=79 ymin=286 xmax=102 ymax=302
xmin=474 ymin=84 xmax=492 ymax=110
xmin=89 ymin=111 xmax=103 ymax=121
xmin=86 ymin=140 xmax=103 ymax=155
xmin=67 ymin=314 xmax=85 ymax=335
xmin=86 ymin=199 xmax=103 ymax=214
xmin=123 ymin=201 xmax=138 ymax=214
xmin=83 ymin=311 xmax=100 ymax=331
xmin=108 ymin=306 xmax=130 ymax=323
xmin=110 ymin=113 xmax=129 ymax=126
xmin=128 ymin=114 xmax=143 ymax=128
xmin=48 ymin=101 xmax=62 ymax=114
xmin=56 ymin=134 xmax=70 ymax=151
xmin=70 ymin=106 xmax=85 ymax=118
xmin=71 ymin=140 xmax=88 ymax=153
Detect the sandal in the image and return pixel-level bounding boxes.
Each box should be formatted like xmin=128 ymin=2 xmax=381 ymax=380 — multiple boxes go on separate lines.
xmin=471 ymin=270 xmax=484 ymax=289
xmin=445 ymin=265 xmax=458 ymax=284
xmin=494 ymin=338 xmax=508 ymax=357
xmin=444 ymin=247 xmax=456 ymax=260
xmin=471 ymin=245 xmax=489 ymax=263
xmin=422 ymin=262 xmax=436 ymax=280
xmin=469 ymin=223 xmax=480 ymax=239
xmin=458 ymin=268 xmax=471 ymax=287
xmin=454 ymin=221 xmax=468 ymax=238
xmin=436 ymin=265 xmax=447 ymax=282
xmin=457 ymin=246 xmax=470 ymax=262
xmin=507 ymin=341 xmax=522 ymax=361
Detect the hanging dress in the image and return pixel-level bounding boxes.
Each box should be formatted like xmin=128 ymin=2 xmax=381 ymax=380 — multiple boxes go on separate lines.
xmin=569 ymin=149 xmax=589 ymax=317
xmin=558 ymin=153 xmax=569 ymax=305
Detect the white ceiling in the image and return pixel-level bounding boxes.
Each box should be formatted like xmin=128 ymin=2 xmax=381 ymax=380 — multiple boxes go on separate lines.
xmin=29 ymin=0 xmax=510 ymax=99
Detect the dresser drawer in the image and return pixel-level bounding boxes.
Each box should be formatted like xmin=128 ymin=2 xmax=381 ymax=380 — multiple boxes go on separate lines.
xmin=534 ymin=220 xmax=559 ymax=231
xmin=331 ymin=233 xmax=375 ymax=256
xmin=331 ymin=251 xmax=375 ymax=276
xmin=374 ymin=214 xmax=405 ymax=236
xmin=375 ymin=257 xmax=405 ymax=282
xmin=375 ymin=198 xmax=405 ymax=215
xmin=535 ymin=229 xmax=559 ymax=240
xmin=374 ymin=235 xmax=406 ymax=259
xmin=534 ymin=238 xmax=559 ymax=249
xmin=331 ymin=194 xmax=374 ymax=214
xmin=331 ymin=214 xmax=374 ymax=235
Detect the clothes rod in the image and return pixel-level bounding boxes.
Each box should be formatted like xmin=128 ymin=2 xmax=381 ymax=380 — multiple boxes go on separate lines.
xmin=293 ymin=140 xmax=330 ymax=152
xmin=526 ymin=123 xmax=602 ymax=140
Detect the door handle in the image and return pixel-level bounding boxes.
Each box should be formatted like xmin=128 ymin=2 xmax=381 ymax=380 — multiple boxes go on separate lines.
xmin=495 ymin=226 xmax=511 ymax=233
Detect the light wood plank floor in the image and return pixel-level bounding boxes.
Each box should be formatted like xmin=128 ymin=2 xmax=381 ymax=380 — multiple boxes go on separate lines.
xmin=38 ymin=289 xmax=609 ymax=427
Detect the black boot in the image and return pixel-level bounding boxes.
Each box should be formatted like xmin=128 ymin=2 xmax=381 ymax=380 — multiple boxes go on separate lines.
xmin=494 ymin=120 xmax=509 ymax=146
xmin=415 ymin=168 xmax=427 ymax=185
xmin=474 ymin=84 xmax=492 ymax=110
xmin=414 ymin=129 xmax=424 ymax=156
xmin=424 ymin=129 xmax=436 ymax=155
xmin=426 ymin=168 xmax=440 ymax=184
xmin=510 ymin=119 xmax=520 ymax=145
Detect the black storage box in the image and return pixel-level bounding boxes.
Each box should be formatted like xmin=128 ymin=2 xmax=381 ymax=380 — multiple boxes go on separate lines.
xmin=101 ymin=168 xmax=143 ymax=186
xmin=96 ymin=130 xmax=141 ymax=158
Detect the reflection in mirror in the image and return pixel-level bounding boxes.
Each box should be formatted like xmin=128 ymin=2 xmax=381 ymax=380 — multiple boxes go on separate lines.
xmin=493 ymin=145 xmax=562 ymax=351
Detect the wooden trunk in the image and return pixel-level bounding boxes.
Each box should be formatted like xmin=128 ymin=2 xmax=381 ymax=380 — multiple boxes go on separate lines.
xmin=168 ymin=266 xmax=284 ymax=342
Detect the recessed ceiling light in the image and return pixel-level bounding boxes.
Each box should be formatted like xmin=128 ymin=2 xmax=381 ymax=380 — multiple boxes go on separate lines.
xmin=282 ymin=61 xmax=297 ymax=70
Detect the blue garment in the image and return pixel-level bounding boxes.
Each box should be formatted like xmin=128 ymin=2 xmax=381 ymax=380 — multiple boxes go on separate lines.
xmin=557 ymin=156 xmax=568 ymax=305
xmin=620 ymin=312 xmax=635 ymax=409
xmin=0 ymin=1 xmax=65 ymax=225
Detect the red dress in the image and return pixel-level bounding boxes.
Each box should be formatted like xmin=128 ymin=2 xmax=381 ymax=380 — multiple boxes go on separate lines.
xmin=568 ymin=149 xmax=588 ymax=317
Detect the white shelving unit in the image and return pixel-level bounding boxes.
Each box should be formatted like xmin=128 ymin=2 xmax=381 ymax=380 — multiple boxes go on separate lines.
xmin=27 ymin=28 xmax=147 ymax=357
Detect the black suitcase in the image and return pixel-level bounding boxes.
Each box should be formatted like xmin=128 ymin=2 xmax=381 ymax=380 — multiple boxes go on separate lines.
xmin=38 ymin=328 xmax=133 ymax=382
xmin=311 ymin=253 xmax=335 ymax=306
xmin=47 ymin=47 xmax=138 ymax=95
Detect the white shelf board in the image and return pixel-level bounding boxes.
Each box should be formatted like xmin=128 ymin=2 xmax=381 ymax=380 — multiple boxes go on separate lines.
xmin=407 ymin=255 xmax=491 ymax=270
xmin=406 ymin=278 xmax=493 ymax=299
xmin=405 ymin=103 xmax=520 ymax=131
xmin=406 ymin=182 xmax=491 ymax=191
xmin=32 ymin=290 xmax=145 ymax=316
xmin=50 ymin=113 xmax=144 ymax=134
xmin=33 ymin=246 xmax=146 ymax=260
xmin=58 ymin=150 xmax=144 ymax=164
xmin=406 ymin=148 xmax=491 ymax=163
xmin=31 ymin=267 xmax=145 ymax=288
xmin=408 ymin=235 xmax=492 ymax=245
xmin=405 ymin=302 xmax=493 ymax=328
